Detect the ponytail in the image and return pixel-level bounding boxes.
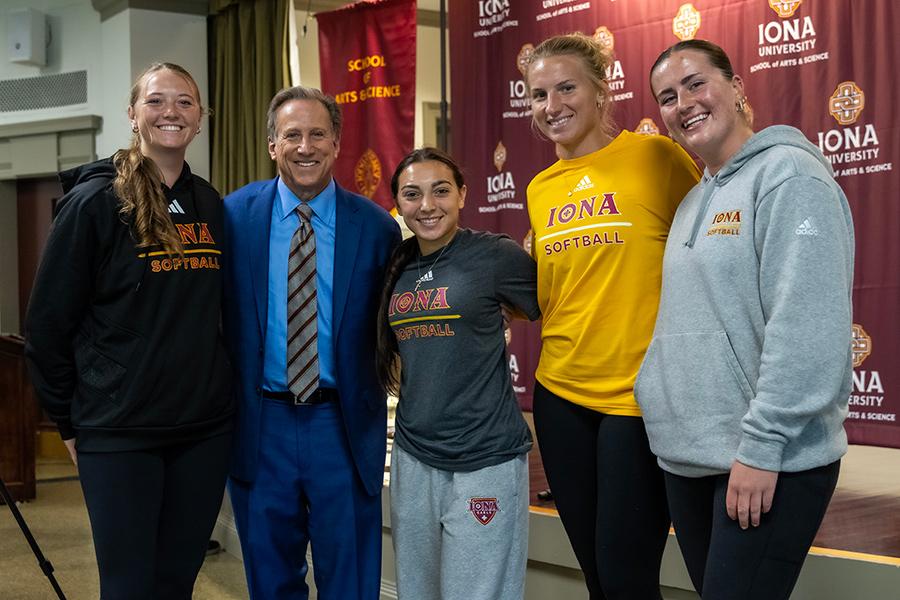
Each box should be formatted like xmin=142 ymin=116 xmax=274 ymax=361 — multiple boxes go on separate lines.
xmin=375 ymin=237 xmax=419 ymax=395
xmin=113 ymin=137 xmax=184 ymax=257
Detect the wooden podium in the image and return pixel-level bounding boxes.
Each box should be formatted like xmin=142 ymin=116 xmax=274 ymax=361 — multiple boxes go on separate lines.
xmin=0 ymin=335 xmax=37 ymax=502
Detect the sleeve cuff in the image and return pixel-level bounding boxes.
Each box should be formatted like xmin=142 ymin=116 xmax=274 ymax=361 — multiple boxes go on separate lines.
xmin=735 ymin=433 xmax=785 ymax=472
xmin=57 ymin=422 xmax=76 ymax=441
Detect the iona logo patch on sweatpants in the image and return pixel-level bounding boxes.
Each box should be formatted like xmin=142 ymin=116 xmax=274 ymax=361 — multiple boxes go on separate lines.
xmin=468 ymin=497 xmax=500 ymax=525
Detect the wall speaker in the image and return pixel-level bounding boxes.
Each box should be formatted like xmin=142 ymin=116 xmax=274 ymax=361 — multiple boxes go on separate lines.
xmin=8 ymin=8 xmax=47 ymax=67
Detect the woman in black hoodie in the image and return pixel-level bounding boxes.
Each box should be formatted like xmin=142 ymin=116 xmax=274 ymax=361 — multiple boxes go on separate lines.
xmin=25 ymin=63 xmax=233 ymax=599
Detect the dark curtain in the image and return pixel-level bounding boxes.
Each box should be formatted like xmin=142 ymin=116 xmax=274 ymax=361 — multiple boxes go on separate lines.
xmin=210 ymin=0 xmax=291 ymax=195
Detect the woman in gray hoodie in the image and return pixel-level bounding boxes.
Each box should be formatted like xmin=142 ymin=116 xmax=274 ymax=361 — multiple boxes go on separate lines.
xmin=638 ymin=40 xmax=854 ymax=599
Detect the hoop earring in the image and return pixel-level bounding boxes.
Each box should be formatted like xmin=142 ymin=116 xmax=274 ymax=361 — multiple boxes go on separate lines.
xmin=131 ymin=123 xmax=139 ymax=133
xmin=736 ymin=96 xmax=747 ymax=113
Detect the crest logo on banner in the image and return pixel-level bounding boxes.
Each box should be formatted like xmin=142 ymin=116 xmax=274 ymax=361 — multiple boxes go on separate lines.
xmin=505 ymin=44 xmax=533 ymax=120
xmin=354 ymin=149 xmax=382 ymax=198
xmin=818 ymin=81 xmax=882 ymax=177
xmin=517 ymin=44 xmax=534 ymax=77
xmin=494 ymin=141 xmax=507 ymax=172
xmin=848 ymin=322 xmax=889 ymax=424
xmin=673 ymin=3 xmax=702 ymax=40
xmin=482 ymin=141 xmax=520 ymax=213
xmin=593 ymin=26 xmax=615 ymax=52
xmin=468 ymin=497 xmax=500 ymax=525
xmin=852 ymin=324 xmax=873 ymax=368
xmin=769 ymin=0 xmax=803 ymax=18
xmin=829 ymin=81 xmax=865 ymax=126
xmin=635 ymin=118 xmax=660 ymax=136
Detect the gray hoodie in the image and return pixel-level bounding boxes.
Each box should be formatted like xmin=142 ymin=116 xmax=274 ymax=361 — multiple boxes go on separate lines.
xmin=634 ymin=125 xmax=854 ymax=477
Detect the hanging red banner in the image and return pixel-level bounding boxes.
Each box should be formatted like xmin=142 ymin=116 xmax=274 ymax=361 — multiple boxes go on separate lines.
xmin=316 ymin=0 xmax=416 ymax=211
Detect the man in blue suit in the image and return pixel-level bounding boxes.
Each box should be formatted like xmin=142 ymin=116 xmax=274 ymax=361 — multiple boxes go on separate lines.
xmin=222 ymin=86 xmax=401 ymax=600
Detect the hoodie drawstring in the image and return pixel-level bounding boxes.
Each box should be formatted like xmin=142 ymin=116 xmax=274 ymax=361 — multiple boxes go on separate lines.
xmin=684 ymin=175 xmax=717 ymax=248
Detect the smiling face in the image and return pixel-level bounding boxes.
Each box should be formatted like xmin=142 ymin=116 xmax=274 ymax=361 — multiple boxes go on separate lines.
xmin=128 ymin=69 xmax=201 ymax=161
xmin=528 ymin=54 xmax=611 ymax=159
xmin=395 ymin=160 xmax=466 ymax=255
xmin=651 ymin=49 xmax=753 ymax=173
xmin=268 ymin=99 xmax=340 ymax=201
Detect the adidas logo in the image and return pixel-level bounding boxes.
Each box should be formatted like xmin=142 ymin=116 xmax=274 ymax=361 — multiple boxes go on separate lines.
xmin=168 ymin=199 xmax=185 ymax=214
xmin=571 ymin=175 xmax=594 ymax=193
xmin=414 ymin=269 xmax=434 ymax=290
xmin=795 ymin=218 xmax=819 ymax=236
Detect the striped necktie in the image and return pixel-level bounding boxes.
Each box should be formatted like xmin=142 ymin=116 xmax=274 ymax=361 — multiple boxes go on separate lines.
xmin=287 ymin=202 xmax=319 ymax=400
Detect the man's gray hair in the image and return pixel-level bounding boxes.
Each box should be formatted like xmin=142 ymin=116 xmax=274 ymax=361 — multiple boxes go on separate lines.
xmin=266 ymin=86 xmax=342 ymax=140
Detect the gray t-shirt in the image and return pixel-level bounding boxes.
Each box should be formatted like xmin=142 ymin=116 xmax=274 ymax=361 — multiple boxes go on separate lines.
xmin=390 ymin=228 xmax=541 ymax=471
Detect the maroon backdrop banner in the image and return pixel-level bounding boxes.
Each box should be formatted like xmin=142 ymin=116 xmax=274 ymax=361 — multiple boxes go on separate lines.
xmin=450 ymin=0 xmax=899 ymax=448
xmin=317 ymin=0 xmax=416 ymax=211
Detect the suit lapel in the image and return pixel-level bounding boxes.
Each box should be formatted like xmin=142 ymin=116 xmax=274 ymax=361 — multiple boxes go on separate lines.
xmin=332 ymin=185 xmax=361 ymax=339
xmin=246 ymin=180 xmax=278 ymax=337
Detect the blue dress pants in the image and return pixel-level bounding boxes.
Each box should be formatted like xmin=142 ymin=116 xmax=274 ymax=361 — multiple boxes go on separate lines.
xmin=229 ymin=398 xmax=382 ymax=600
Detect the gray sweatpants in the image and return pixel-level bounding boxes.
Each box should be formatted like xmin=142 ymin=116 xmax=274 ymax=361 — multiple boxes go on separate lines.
xmin=389 ymin=446 xmax=529 ymax=600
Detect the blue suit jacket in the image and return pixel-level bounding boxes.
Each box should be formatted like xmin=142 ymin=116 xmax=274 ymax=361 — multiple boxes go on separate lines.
xmin=222 ymin=178 xmax=401 ymax=496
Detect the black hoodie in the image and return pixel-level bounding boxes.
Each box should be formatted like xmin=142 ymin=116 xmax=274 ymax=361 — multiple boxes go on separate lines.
xmin=24 ymin=158 xmax=233 ymax=451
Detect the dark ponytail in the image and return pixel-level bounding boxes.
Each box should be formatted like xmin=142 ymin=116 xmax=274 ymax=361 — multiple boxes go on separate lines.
xmin=375 ymin=237 xmax=419 ymax=395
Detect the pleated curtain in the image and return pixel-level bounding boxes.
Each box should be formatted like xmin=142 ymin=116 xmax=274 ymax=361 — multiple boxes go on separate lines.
xmin=210 ymin=0 xmax=292 ymax=195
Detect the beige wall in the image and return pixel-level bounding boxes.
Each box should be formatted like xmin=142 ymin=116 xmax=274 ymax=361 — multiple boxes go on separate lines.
xmin=0 ymin=2 xmax=210 ymax=178
xmin=0 ymin=1 xmax=103 ymax=126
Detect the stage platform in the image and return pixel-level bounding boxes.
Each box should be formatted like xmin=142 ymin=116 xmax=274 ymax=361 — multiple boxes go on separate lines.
xmin=528 ymin=438 xmax=900 ymax=560
xmin=522 ymin=427 xmax=900 ymax=600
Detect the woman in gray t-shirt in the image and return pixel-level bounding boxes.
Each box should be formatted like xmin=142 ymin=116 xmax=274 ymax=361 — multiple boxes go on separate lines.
xmin=376 ymin=148 xmax=540 ymax=600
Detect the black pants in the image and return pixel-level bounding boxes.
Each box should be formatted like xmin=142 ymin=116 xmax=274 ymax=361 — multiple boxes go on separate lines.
xmin=533 ymin=382 xmax=669 ymax=600
xmin=664 ymin=461 xmax=840 ymax=600
xmin=77 ymin=432 xmax=232 ymax=600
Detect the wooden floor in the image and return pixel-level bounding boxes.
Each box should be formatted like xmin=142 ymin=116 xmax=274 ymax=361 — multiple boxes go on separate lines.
xmin=525 ymin=428 xmax=900 ymax=560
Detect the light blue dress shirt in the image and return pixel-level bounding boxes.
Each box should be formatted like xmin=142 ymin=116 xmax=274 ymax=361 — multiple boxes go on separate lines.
xmin=262 ymin=178 xmax=337 ymax=391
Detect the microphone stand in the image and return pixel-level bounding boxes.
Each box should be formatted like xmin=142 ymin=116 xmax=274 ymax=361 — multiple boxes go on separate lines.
xmin=0 ymin=475 xmax=67 ymax=599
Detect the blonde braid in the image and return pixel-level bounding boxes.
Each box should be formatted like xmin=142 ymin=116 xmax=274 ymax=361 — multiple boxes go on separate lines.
xmin=113 ymin=136 xmax=184 ymax=257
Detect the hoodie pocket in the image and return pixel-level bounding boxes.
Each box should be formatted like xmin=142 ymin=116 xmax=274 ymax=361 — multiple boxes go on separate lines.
xmin=78 ymin=345 xmax=127 ymax=400
xmin=635 ymin=331 xmax=753 ymax=470
xmin=73 ymin=316 xmax=142 ymax=417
